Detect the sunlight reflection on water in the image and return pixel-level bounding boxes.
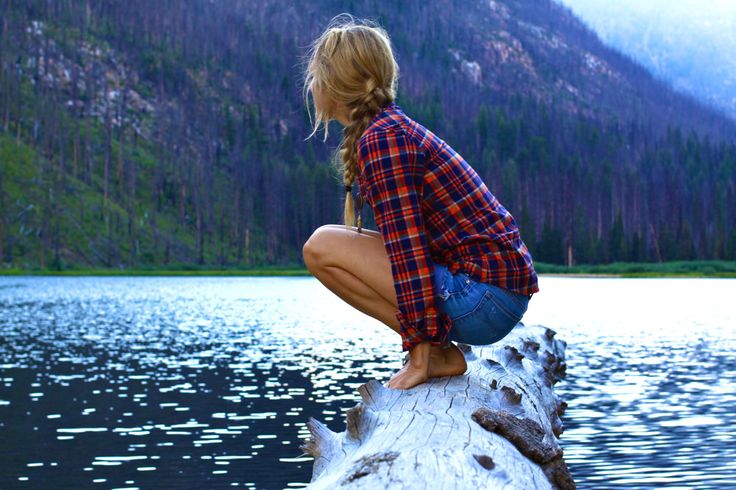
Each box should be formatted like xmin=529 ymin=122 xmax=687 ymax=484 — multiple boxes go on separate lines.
xmin=523 ymin=276 xmax=736 ymax=489
xmin=0 ymin=275 xmax=734 ymax=489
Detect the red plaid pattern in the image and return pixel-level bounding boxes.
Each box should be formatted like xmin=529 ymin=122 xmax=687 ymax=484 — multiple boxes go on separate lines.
xmin=356 ymin=101 xmax=539 ymax=352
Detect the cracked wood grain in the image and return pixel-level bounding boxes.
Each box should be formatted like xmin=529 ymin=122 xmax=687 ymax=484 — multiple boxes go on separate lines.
xmin=300 ymin=323 xmax=575 ymax=489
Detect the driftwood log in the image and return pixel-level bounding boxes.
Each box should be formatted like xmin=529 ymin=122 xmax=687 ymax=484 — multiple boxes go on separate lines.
xmin=300 ymin=323 xmax=575 ymax=489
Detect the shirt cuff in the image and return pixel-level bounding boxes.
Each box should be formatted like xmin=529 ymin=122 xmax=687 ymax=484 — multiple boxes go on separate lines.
xmin=395 ymin=308 xmax=453 ymax=352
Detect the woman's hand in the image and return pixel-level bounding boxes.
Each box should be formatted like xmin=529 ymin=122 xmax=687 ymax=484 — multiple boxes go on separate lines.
xmin=385 ymin=341 xmax=431 ymax=390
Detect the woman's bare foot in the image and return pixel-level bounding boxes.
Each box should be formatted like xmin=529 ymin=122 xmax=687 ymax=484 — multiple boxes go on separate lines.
xmin=427 ymin=343 xmax=467 ymax=378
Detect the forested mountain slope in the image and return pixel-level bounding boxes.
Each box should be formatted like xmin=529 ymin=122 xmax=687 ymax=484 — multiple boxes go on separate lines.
xmin=0 ymin=0 xmax=734 ymax=269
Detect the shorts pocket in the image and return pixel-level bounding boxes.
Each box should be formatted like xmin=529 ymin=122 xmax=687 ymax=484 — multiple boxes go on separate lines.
xmin=447 ymin=293 xmax=495 ymax=344
xmin=448 ymin=290 xmax=519 ymax=345
xmin=486 ymin=287 xmax=526 ymax=325
xmin=435 ymin=263 xmax=474 ymax=299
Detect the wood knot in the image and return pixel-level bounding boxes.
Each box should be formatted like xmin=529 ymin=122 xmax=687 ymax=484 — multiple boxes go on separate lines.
xmin=557 ymin=399 xmax=568 ymax=416
xmin=473 ymin=454 xmax=495 ymax=470
xmin=484 ymin=358 xmax=502 ymax=368
xmin=552 ymin=418 xmax=565 ymax=438
xmin=471 ymin=407 xmax=561 ymax=464
xmin=545 ymin=328 xmax=556 ymax=340
xmin=341 ymin=451 xmax=400 ymax=483
xmin=555 ymin=361 xmax=567 ymax=378
xmin=545 ymin=351 xmax=556 ymax=365
xmin=504 ymin=345 xmax=525 ymax=363
xmin=523 ymin=340 xmax=540 ymax=353
xmin=490 ymin=379 xmax=498 ymax=390
xmin=472 ymin=407 xmax=575 ymax=489
xmin=501 ymin=385 xmax=522 ymax=404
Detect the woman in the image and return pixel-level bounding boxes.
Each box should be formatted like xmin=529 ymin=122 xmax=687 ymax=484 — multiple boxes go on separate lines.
xmin=300 ymin=14 xmax=539 ymax=390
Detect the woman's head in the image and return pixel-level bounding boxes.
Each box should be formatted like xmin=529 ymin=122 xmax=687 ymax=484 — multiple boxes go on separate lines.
xmin=301 ymin=13 xmax=399 ymax=229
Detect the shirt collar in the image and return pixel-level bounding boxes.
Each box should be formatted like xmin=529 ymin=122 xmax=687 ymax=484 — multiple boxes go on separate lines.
xmin=365 ymin=100 xmax=402 ymax=133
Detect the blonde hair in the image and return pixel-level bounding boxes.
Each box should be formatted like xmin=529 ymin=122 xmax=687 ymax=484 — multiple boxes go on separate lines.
xmin=300 ymin=13 xmax=399 ymax=230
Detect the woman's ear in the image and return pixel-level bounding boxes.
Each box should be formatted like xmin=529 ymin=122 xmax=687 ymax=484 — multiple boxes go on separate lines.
xmin=325 ymin=93 xmax=341 ymax=121
xmin=325 ymin=98 xmax=337 ymax=120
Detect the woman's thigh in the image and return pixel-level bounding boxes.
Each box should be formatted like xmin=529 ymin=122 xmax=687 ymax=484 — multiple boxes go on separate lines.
xmin=304 ymin=225 xmax=397 ymax=307
xmin=433 ymin=262 xmax=530 ymax=345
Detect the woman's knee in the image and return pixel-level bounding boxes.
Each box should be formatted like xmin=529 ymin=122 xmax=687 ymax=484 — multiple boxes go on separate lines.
xmin=303 ymin=224 xmax=383 ymax=272
xmin=303 ymin=224 xmax=338 ymax=270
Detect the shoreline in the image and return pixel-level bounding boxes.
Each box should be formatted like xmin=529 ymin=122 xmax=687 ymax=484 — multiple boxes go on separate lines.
xmin=0 ymin=268 xmax=734 ymax=279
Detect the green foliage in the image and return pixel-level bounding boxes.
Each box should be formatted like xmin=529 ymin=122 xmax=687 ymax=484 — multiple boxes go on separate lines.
xmin=401 ymin=87 xmax=445 ymax=131
xmin=2 ymin=1 xmax=735 ymax=273
xmin=495 ymin=108 xmax=517 ymax=161
xmin=535 ymin=223 xmax=565 ymax=264
xmin=608 ymin=211 xmax=627 ymax=262
xmin=534 ymin=260 xmax=736 ymax=277
xmin=4 ymin=260 xmax=733 ymax=278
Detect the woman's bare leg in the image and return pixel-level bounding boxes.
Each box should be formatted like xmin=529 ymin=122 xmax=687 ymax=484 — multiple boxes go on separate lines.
xmin=303 ymin=224 xmax=401 ymax=333
xmin=302 ymin=224 xmax=466 ymax=378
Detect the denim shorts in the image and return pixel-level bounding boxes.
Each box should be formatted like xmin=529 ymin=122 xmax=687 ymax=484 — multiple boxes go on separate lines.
xmin=433 ymin=262 xmax=531 ymax=345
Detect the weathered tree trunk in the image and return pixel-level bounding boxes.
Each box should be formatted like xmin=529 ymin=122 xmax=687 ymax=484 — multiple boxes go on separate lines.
xmin=300 ymin=324 xmax=575 ymax=489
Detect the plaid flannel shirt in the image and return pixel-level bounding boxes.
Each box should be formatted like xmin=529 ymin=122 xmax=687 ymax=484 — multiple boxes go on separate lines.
xmin=356 ymin=101 xmax=539 ymax=352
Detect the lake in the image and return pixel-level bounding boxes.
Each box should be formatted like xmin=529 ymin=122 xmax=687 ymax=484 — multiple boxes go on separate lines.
xmin=0 ymin=275 xmax=734 ymax=489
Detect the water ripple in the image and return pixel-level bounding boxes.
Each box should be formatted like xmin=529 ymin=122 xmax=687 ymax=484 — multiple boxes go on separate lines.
xmin=0 ymin=275 xmax=734 ymax=489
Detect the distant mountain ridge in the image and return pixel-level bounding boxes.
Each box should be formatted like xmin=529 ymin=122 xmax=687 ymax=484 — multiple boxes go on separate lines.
xmin=555 ymin=0 xmax=736 ymax=121
xmin=428 ymin=0 xmax=736 ymax=139
xmin=0 ymin=0 xmax=734 ymax=270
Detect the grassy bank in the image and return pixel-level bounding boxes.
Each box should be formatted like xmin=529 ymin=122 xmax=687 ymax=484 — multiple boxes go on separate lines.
xmin=0 ymin=265 xmax=311 ymax=276
xmin=535 ymin=260 xmax=736 ymax=278
xmin=1 ymin=260 xmax=735 ymax=277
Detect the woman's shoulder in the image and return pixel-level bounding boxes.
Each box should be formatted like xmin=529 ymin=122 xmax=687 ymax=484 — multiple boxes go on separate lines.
xmin=361 ymin=114 xmax=405 ymax=140
xmin=359 ymin=125 xmax=433 ymax=173
xmin=358 ymin=119 xmax=417 ymax=156
xmin=362 ymin=116 xmax=466 ymax=174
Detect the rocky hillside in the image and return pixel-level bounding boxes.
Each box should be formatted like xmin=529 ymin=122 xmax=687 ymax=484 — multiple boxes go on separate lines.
xmin=0 ymin=0 xmax=734 ymax=269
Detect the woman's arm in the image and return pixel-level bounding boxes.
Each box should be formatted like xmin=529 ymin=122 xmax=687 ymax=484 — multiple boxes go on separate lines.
xmin=358 ymin=126 xmax=451 ymax=353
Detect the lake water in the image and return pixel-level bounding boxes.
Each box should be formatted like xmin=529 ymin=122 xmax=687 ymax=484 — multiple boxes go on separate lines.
xmin=0 ymin=275 xmax=734 ymax=489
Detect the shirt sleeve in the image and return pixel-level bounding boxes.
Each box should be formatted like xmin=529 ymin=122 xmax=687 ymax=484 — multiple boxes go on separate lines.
xmin=358 ymin=127 xmax=452 ymax=352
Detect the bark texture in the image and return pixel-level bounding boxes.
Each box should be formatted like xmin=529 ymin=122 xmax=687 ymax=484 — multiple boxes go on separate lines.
xmin=300 ymin=323 xmax=575 ymax=489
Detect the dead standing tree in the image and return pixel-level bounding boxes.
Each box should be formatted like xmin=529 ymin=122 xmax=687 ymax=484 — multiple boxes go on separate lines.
xmin=300 ymin=324 xmax=575 ymax=489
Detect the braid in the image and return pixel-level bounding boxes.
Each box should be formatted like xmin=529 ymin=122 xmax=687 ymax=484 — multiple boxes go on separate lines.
xmin=340 ymin=86 xmax=391 ymax=232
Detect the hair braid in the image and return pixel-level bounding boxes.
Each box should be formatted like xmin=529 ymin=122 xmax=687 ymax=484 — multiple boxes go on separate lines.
xmin=301 ymin=14 xmax=399 ymax=232
xmin=339 ymin=87 xmax=391 ymax=231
